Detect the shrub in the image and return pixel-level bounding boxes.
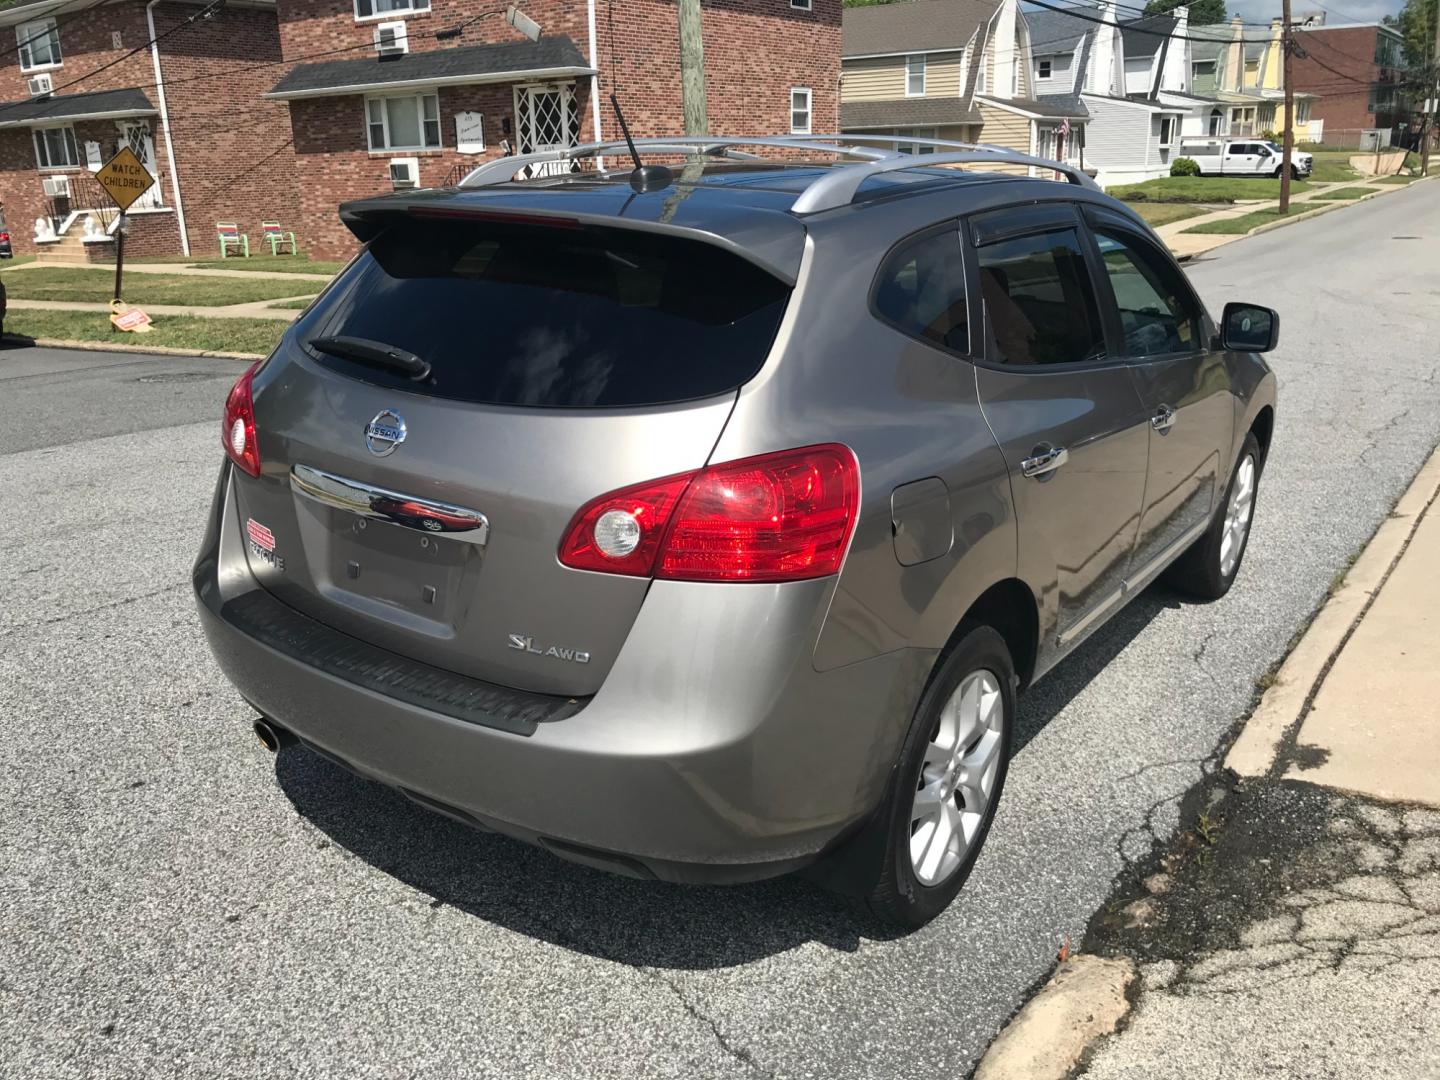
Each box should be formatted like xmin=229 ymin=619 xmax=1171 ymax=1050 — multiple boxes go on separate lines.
xmin=1170 ymin=157 xmax=1201 ymax=178
xmin=1259 ymin=129 xmax=1278 ymax=142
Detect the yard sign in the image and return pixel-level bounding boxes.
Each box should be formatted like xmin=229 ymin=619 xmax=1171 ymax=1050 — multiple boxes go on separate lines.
xmin=95 ymin=146 xmax=156 ymax=212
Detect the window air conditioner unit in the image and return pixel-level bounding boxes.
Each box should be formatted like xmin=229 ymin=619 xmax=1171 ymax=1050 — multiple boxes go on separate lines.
xmin=389 ymin=157 xmax=419 ymax=189
xmin=42 ymin=175 xmax=71 ymax=198
xmin=28 ymin=73 xmax=53 ymax=97
xmin=374 ymin=21 xmax=407 ymax=54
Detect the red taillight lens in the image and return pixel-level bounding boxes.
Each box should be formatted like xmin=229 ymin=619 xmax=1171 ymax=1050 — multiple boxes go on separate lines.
xmin=0 ymin=232 xmax=10 ymax=242
xmin=558 ymin=444 xmax=859 ymax=583
xmin=222 ymin=364 xmax=261 ymax=477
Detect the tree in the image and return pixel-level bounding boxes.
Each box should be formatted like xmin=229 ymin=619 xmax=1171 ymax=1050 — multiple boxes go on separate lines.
xmin=1385 ymin=0 xmax=1436 ymax=66
xmin=1144 ymin=0 xmax=1226 ymax=26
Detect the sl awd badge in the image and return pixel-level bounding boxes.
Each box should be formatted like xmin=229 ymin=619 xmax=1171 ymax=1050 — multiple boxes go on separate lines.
xmin=508 ymin=634 xmax=591 ymax=664
xmin=365 ymin=410 xmax=406 ymax=456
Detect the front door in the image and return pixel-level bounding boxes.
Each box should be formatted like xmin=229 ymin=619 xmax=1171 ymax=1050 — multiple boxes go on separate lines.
xmin=513 ymin=83 xmax=580 ymax=177
xmin=1084 ymin=209 xmax=1228 ymax=581
xmin=120 ymin=121 xmax=163 ymax=209
xmin=968 ymin=204 xmax=1151 ymax=668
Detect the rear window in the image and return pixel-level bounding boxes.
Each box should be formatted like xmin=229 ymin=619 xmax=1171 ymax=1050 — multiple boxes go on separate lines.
xmin=294 ymin=219 xmax=791 ymax=408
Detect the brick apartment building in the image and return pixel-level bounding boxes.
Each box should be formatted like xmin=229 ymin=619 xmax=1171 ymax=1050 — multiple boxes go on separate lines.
xmin=1292 ymin=18 xmax=1412 ymax=148
xmin=0 ymin=0 xmax=297 ymax=260
xmin=265 ymin=0 xmax=842 ymax=259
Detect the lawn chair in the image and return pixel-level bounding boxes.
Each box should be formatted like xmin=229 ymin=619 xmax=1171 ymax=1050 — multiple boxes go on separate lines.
xmin=263 ymin=221 xmax=297 ymax=256
xmin=217 ymin=222 xmax=248 ymax=258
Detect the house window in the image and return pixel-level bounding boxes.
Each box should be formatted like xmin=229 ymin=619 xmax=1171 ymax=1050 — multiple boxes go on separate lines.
xmin=1158 ymin=117 xmax=1175 ymax=146
xmin=354 ymin=0 xmax=430 ymax=20
xmin=17 ymin=17 xmax=62 ymax=70
xmin=895 ymin=127 xmax=938 ymax=154
xmin=1037 ymin=58 xmax=1052 ymax=80
xmin=790 ymin=0 xmax=811 ymax=8
xmin=33 ymin=125 xmax=79 ymax=169
xmin=790 ymin=87 xmax=812 ymax=134
xmin=1297 ymin=99 xmax=1310 ymax=124
xmin=366 ymin=92 xmax=441 ymax=150
xmin=1193 ymin=60 xmax=1215 ymax=78
xmin=1208 ymin=108 xmax=1224 ymax=135
xmin=906 ymin=55 xmax=926 ymax=97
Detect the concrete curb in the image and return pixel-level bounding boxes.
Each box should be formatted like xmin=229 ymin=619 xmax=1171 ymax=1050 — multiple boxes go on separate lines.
xmin=9 ymin=336 xmax=263 ymax=361
xmin=1226 ymin=446 xmax=1440 ymax=777
xmin=973 ymin=956 xmax=1137 ymax=1080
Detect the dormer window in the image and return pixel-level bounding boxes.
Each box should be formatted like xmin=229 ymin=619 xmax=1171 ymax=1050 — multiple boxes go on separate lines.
xmin=906 ymin=54 xmax=926 ymax=97
xmin=1038 ymin=58 xmax=1052 ymax=79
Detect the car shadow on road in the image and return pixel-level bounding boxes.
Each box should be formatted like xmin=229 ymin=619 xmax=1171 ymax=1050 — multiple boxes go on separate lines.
xmin=274 ymin=588 xmax=1174 ymax=970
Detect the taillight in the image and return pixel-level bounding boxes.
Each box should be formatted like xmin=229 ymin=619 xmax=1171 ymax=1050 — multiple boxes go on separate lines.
xmin=558 ymin=444 xmax=859 ymax=583
xmin=222 ymin=364 xmax=261 ymax=477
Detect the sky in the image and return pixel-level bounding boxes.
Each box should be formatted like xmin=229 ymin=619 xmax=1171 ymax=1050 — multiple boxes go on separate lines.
xmin=1212 ymin=0 xmax=1403 ymax=24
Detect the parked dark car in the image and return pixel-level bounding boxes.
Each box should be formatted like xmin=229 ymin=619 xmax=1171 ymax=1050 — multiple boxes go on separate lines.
xmin=195 ymin=135 xmax=1279 ymax=927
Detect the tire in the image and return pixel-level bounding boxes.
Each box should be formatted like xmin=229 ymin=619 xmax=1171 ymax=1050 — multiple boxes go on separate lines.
xmin=1164 ymin=431 xmax=1262 ymax=601
xmin=864 ymin=625 xmax=1016 ymax=929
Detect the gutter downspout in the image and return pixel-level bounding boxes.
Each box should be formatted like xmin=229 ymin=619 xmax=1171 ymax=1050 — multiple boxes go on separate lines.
xmin=586 ymin=0 xmax=603 ymax=169
xmin=146 ymin=0 xmax=190 ymax=256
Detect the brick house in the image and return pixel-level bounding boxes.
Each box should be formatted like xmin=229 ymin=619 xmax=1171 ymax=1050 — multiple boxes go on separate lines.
xmin=264 ymin=0 xmax=841 ymax=259
xmin=0 ymin=0 xmax=298 ymax=260
xmin=1292 ymin=19 xmax=1412 ymax=148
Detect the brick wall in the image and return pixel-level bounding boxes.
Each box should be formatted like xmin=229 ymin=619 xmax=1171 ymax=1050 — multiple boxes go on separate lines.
xmin=0 ymin=2 xmax=297 ymax=257
xmin=281 ymin=0 xmax=841 ymax=259
xmin=150 ymin=3 xmax=300 ymax=256
xmin=1292 ymin=26 xmax=1408 ymax=145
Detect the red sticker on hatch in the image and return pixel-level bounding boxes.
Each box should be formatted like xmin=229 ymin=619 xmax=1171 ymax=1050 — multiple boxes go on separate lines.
xmin=246 ymin=518 xmax=276 ymax=552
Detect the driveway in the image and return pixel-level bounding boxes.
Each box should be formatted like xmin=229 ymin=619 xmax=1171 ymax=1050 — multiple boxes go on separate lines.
xmin=2 ymin=181 xmax=1438 ymax=1078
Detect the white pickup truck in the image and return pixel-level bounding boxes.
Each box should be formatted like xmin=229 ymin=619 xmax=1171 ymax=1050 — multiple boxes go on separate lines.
xmin=1179 ymin=139 xmax=1314 ymax=179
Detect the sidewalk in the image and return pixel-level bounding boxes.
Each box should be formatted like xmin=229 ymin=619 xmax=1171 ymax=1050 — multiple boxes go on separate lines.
xmin=0 ymin=259 xmax=333 ymax=283
xmin=1155 ymin=175 xmax=1429 ymax=260
xmin=977 ymin=449 xmax=1440 ymax=1080
xmin=5 ymin=298 xmax=303 ymax=322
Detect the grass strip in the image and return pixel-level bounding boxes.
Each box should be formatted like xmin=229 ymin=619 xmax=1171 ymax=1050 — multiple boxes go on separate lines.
xmin=4 ymin=310 xmax=284 ymax=355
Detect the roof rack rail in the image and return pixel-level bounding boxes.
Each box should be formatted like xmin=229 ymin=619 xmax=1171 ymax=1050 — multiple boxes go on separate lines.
xmin=458 ymin=135 xmax=898 ymax=188
xmin=457 ymin=133 xmax=1099 ymax=210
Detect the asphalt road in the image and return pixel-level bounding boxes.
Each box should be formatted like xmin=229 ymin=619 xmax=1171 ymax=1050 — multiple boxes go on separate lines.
xmin=3 ymin=182 xmax=1438 ymax=1079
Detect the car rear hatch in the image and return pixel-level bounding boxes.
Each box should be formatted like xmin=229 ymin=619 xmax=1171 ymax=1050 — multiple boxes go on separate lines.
xmin=228 ymin=208 xmax=796 ymax=697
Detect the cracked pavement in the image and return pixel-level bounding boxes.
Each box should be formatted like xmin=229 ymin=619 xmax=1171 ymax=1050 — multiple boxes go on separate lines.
xmin=2 ymin=182 xmax=1439 ymax=1078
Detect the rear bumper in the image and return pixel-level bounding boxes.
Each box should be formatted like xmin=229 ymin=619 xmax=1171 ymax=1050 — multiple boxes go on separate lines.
xmin=195 ymin=463 xmax=931 ymax=883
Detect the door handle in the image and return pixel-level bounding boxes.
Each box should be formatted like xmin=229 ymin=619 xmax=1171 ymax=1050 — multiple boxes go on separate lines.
xmin=1151 ymin=405 xmax=1176 ymax=434
xmin=1021 ymin=446 xmax=1069 ymax=478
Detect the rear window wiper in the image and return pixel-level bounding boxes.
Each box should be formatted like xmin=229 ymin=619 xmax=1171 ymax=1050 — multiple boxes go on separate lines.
xmin=308 ymin=336 xmax=431 ymax=381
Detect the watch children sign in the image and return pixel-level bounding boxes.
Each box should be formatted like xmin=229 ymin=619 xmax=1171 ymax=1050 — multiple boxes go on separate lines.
xmin=95 ymin=146 xmax=156 ymax=212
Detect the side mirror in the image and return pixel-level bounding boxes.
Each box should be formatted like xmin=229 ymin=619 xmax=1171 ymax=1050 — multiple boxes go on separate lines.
xmin=1220 ymin=302 xmax=1280 ymax=353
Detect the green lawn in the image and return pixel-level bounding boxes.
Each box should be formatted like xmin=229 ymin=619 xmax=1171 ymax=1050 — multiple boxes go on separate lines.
xmin=1129 ymin=202 xmax=1208 ymax=227
xmin=1309 ymin=186 xmax=1375 ymax=201
xmin=1306 ymin=152 xmax=1361 ymax=183
xmin=266 ymin=297 xmax=317 ymax=310
xmin=1181 ymin=208 xmax=1300 ymax=235
xmin=1375 ymin=175 xmax=1418 ymax=184
xmin=1107 ymin=176 xmax=1310 ymax=203
xmin=4 ymin=267 xmax=320 ymax=306
xmin=0 ymin=255 xmax=37 ymax=270
xmin=3 ymin=311 xmax=282 ymax=355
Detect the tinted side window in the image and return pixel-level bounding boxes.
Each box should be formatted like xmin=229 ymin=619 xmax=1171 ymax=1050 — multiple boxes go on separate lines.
xmin=976 ymin=229 xmax=1107 ymax=366
xmin=1094 ymin=229 xmax=1202 ymax=357
xmin=873 ymin=227 xmax=969 ymax=353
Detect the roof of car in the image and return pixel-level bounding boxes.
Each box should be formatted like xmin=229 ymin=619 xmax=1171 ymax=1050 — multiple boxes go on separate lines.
xmin=340 ymin=160 xmax=1044 ymax=284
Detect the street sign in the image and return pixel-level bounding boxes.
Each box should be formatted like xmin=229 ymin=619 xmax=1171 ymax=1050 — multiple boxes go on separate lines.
xmin=95 ymin=146 xmax=156 ymax=212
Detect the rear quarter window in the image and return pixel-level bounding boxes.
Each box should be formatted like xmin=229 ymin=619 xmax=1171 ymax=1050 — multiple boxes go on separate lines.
xmin=294 ymin=219 xmax=792 ymax=409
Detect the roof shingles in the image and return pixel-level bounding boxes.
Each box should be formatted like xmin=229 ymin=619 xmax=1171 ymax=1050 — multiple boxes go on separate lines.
xmin=843 ymin=0 xmax=999 ymax=57
xmin=0 ymin=86 xmax=155 ymax=126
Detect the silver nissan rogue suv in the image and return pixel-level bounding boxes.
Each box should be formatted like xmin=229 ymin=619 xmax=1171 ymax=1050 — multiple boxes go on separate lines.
xmin=194 ymin=135 xmax=1278 ymax=927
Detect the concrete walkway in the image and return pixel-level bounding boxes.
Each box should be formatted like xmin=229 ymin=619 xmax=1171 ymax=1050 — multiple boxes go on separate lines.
xmin=0 ymin=259 xmax=333 ymax=283
xmin=6 ymin=298 xmax=303 ymax=321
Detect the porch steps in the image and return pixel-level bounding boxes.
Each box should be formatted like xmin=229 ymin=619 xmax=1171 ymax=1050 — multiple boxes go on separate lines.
xmin=34 ymin=230 xmax=100 ymax=267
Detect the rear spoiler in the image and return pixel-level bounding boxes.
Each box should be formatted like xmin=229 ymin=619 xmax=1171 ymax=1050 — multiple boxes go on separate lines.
xmin=338 ymin=190 xmax=806 ymax=285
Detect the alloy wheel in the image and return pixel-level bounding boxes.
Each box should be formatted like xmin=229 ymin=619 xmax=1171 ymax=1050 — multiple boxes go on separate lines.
xmin=1219 ymin=453 xmax=1256 ymax=579
xmin=909 ymin=670 xmax=1005 ymax=887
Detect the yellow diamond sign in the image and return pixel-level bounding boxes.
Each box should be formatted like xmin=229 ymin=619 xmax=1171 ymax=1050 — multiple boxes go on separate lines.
xmin=95 ymin=145 xmax=156 ymax=213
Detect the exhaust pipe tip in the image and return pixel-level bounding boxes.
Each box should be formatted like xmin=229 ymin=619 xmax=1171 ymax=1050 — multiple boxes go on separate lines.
xmin=253 ymin=718 xmax=294 ymax=753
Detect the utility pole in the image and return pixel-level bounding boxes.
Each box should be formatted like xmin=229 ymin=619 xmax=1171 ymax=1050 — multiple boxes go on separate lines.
xmin=677 ymin=0 xmax=708 ymax=136
xmin=1425 ymin=0 xmax=1440 ymax=176
xmin=1280 ymin=0 xmax=1294 ymax=213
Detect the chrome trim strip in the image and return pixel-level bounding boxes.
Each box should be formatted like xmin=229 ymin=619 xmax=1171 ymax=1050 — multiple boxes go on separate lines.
xmin=290 ymin=464 xmax=489 ymax=546
xmin=1056 ymin=518 xmax=1210 ymax=649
